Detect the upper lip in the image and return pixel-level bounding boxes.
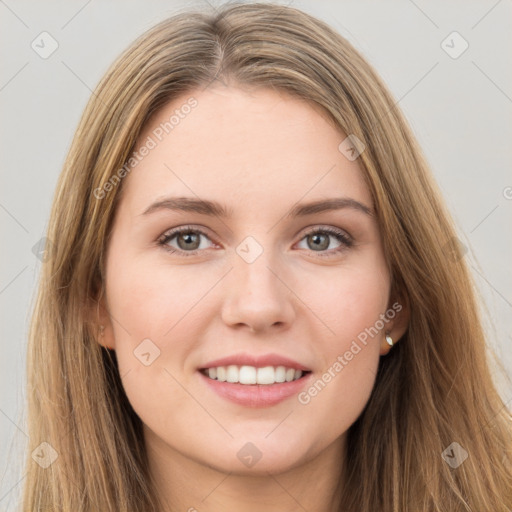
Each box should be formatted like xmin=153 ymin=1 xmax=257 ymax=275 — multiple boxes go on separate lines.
xmin=200 ymin=353 xmax=311 ymax=372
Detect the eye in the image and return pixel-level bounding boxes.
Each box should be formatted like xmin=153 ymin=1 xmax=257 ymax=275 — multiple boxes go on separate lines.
xmin=296 ymin=226 xmax=353 ymax=258
xmin=157 ymin=225 xmax=215 ymax=255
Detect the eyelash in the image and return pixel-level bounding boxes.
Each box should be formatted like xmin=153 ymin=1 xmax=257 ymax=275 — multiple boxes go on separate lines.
xmin=157 ymin=225 xmax=353 ymax=258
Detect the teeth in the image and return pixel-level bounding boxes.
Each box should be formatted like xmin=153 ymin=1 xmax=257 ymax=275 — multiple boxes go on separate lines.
xmin=257 ymin=366 xmax=275 ymax=385
xmin=226 ymin=365 xmax=238 ymax=383
xmin=275 ymin=366 xmax=286 ymax=383
xmin=202 ymin=365 xmax=305 ymax=385
xmin=239 ymin=365 xmax=256 ymax=384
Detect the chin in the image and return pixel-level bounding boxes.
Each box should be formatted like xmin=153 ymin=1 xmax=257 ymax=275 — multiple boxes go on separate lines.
xmin=193 ymin=436 xmax=314 ymax=476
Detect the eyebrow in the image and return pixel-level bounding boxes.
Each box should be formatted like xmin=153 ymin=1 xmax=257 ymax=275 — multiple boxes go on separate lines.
xmin=140 ymin=196 xmax=373 ymax=218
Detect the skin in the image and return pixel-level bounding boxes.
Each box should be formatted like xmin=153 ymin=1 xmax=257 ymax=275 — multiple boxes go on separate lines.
xmin=96 ymin=83 xmax=408 ymax=512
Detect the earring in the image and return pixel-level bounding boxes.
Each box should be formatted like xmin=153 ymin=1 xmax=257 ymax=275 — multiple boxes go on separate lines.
xmin=381 ymin=331 xmax=394 ymax=356
xmin=97 ymin=324 xmax=113 ymax=350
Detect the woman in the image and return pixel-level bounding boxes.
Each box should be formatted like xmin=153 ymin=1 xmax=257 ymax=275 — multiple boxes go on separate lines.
xmin=22 ymin=2 xmax=512 ymax=511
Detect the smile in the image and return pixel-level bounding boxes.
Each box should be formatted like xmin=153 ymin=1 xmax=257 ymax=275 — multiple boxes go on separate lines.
xmin=200 ymin=365 xmax=309 ymax=385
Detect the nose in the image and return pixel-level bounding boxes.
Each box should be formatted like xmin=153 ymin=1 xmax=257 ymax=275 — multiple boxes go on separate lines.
xmin=221 ymin=247 xmax=296 ymax=334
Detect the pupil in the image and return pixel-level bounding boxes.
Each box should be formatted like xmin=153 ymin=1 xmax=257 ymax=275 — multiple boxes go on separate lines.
xmin=310 ymin=233 xmax=328 ymax=251
xmin=179 ymin=232 xmax=199 ymax=250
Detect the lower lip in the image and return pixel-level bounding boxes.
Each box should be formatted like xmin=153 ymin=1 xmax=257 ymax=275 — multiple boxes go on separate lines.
xmin=199 ymin=371 xmax=312 ymax=407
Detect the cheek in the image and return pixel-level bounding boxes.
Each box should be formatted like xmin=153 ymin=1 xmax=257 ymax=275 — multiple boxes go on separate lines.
xmin=107 ymin=255 xmax=212 ymax=342
xmin=316 ymin=261 xmax=390 ymax=344
xmin=298 ymin=262 xmax=388 ymax=421
xmin=105 ymin=260 xmax=207 ymax=430
xmin=105 ymin=256 xmax=222 ymax=402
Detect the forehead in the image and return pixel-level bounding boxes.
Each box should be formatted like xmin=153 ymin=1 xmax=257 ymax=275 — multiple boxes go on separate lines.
xmin=119 ymin=86 xmax=371 ymax=219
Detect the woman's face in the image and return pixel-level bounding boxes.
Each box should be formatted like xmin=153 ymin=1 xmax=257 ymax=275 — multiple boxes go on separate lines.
xmin=100 ymin=84 xmax=401 ymax=475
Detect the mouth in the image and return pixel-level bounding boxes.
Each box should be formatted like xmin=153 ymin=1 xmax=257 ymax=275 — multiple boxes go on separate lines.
xmin=198 ymin=353 xmax=313 ymax=407
xmin=199 ymin=365 xmax=312 ymax=385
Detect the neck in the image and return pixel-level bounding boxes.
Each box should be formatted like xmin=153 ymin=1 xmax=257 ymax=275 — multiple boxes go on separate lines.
xmin=145 ymin=429 xmax=346 ymax=512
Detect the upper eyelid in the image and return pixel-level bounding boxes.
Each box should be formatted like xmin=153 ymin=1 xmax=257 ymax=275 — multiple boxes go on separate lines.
xmin=159 ymin=225 xmax=215 ymax=242
xmin=301 ymin=225 xmax=351 ymax=238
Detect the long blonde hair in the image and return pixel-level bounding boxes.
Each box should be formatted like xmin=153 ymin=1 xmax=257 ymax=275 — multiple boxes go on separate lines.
xmin=22 ymin=2 xmax=512 ymax=510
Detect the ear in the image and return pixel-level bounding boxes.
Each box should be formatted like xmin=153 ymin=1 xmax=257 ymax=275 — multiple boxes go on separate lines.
xmin=88 ymin=292 xmax=116 ymax=350
xmin=379 ymin=293 xmax=409 ymax=356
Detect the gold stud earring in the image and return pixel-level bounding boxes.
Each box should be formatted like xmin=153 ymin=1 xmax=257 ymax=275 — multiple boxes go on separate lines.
xmin=97 ymin=324 xmax=113 ymax=350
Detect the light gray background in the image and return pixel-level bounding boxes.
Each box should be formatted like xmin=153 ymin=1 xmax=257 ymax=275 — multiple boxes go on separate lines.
xmin=1 ymin=1 xmax=511 ymax=509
